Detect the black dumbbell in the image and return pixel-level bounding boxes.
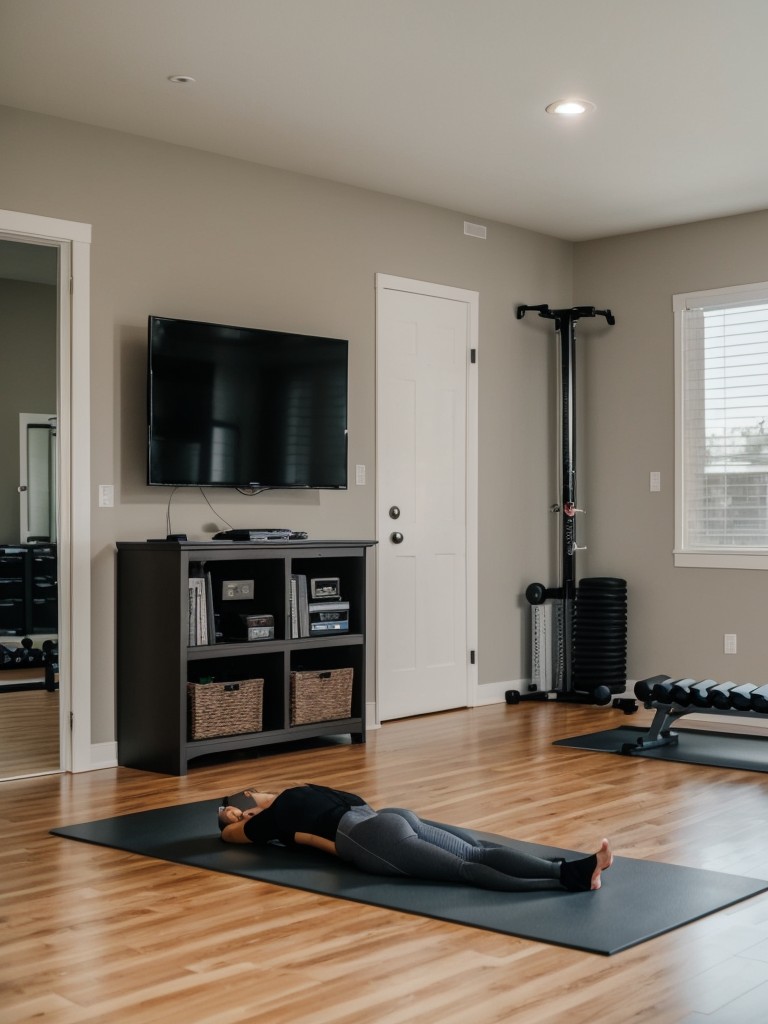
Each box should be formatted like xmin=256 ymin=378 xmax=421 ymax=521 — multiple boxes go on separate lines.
xmin=10 ymin=637 xmax=33 ymax=664
xmin=729 ymin=683 xmax=757 ymax=710
xmin=651 ymin=677 xmax=679 ymax=703
xmin=634 ymin=675 xmax=670 ymax=701
xmin=708 ymin=682 xmax=736 ymax=710
xmin=668 ymin=678 xmax=697 ymax=706
xmin=592 ymin=685 xmax=613 ymax=706
xmin=688 ymin=679 xmax=719 ymax=707
xmin=750 ymin=684 xmax=768 ymax=714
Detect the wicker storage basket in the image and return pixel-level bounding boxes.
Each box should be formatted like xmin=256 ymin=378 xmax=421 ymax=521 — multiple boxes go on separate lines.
xmin=290 ymin=667 xmax=353 ymax=725
xmin=187 ymin=678 xmax=264 ymax=740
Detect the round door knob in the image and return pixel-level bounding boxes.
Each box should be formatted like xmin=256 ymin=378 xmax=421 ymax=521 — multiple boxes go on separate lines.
xmin=390 ymin=531 xmax=404 ymax=544
xmin=389 ymin=505 xmax=401 ymax=519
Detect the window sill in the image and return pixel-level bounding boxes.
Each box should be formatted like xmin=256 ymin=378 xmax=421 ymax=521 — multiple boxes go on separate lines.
xmin=674 ymin=550 xmax=768 ymax=570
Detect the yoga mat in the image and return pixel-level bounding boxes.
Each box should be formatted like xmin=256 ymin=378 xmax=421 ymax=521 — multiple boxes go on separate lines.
xmin=51 ymin=795 xmax=768 ymax=956
xmin=555 ymin=726 xmax=768 ymax=773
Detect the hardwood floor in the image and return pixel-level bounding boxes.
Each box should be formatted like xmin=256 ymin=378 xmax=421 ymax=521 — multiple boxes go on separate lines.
xmin=0 ymin=686 xmax=59 ymax=779
xmin=3 ymin=702 xmax=768 ymax=1023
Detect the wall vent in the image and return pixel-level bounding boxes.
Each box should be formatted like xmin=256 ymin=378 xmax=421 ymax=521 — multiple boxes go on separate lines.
xmin=463 ymin=221 xmax=487 ymax=239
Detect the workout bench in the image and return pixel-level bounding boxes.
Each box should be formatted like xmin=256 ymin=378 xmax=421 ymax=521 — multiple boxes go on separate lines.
xmin=622 ymin=675 xmax=768 ymax=754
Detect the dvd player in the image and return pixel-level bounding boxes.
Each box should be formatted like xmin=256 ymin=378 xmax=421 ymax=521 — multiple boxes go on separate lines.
xmin=213 ymin=529 xmax=308 ymax=541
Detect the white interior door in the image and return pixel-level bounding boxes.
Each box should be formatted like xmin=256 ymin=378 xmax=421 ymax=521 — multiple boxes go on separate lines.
xmin=376 ymin=275 xmax=478 ymax=721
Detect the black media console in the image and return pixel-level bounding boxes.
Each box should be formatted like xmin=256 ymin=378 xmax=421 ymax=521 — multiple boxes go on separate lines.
xmin=116 ymin=539 xmax=375 ymax=775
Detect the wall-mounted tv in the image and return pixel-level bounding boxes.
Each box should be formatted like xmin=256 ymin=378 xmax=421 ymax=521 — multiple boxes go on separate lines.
xmin=147 ymin=315 xmax=348 ymax=489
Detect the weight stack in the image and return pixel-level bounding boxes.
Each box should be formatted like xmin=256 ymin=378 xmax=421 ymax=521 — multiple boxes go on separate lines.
xmin=572 ymin=577 xmax=627 ymax=694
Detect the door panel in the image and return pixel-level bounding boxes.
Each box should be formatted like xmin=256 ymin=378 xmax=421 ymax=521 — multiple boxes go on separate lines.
xmin=376 ymin=277 xmax=477 ymax=721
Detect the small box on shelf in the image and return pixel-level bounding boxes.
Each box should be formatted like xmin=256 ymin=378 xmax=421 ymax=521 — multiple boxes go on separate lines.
xmin=241 ymin=613 xmax=275 ymax=641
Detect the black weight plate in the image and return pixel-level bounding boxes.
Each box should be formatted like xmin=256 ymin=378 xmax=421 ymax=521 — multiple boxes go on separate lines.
xmin=574 ymin=598 xmax=627 ymax=607
xmin=573 ymin=625 xmax=627 ymax=635
xmin=573 ymin=677 xmax=627 ymax=687
xmin=573 ymin=631 xmax=627 ymax=638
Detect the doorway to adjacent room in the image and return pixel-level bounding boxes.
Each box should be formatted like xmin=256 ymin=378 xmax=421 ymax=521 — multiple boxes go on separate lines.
xmin=0 ymin=208 xmax=91 ymax=778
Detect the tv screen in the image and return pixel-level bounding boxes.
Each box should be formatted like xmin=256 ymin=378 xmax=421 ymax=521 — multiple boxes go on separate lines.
xmin=147 ymin=316 xmax=348 ymax=489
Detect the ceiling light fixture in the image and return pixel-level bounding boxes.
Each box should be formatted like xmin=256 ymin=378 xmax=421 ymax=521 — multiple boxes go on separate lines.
xmin=168 ymin=75 xmax=196 ymax=84
xmin=545 ymin=98 xmax=596 ymax=116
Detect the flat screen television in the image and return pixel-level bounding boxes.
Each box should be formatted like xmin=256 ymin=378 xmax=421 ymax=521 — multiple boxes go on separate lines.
xmin=147 ymin=315 xmax=348 ymax=489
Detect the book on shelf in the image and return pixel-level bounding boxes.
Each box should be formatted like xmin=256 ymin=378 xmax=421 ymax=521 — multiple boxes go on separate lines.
xmin=289 ymin=575 xmax=298 ymax=638
xmin=204 ymin=569 xmax=216 ymax=644
xmin=289 ymin=573 xmax=310 ymax=637
xmin=188 ymin=576 xmax=210 ymax=646
xmin=297 ymin=574 xmax=309 ymax=637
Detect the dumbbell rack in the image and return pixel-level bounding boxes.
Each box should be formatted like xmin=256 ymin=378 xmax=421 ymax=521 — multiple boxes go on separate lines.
xmin=626 ymin=675 xmax=768 ymax=753
xmin=506 ymin=304 xmax=615 ymax=706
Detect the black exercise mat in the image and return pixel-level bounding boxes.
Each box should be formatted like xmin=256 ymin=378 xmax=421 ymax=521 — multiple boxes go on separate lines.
xmin=555 ymin=725 xmax=768 ymax=773
xmin=51 ymin=795 xmax=768 ymax=955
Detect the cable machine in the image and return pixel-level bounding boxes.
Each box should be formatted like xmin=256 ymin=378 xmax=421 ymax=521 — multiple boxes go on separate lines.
xmin=506 ymin=304 xmax=621 ymax=706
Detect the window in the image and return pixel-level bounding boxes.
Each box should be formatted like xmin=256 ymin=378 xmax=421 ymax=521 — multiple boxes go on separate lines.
xmin=675 ymin=281 xmax=768 ymax=568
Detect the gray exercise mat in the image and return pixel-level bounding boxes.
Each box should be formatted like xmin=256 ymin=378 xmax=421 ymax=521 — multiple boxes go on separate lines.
xmin=555 ymin=726 xmax=768 ymax=773
xmin=51 ymin=796 xmax=768 ymax=956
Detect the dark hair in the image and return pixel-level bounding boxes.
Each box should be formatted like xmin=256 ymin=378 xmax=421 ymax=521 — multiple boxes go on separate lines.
xmin=217 ymin=797 xmax=230 ymax=832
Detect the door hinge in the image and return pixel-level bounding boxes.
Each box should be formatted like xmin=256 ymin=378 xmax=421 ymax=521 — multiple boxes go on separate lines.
xmin=70 ymin=711 xmax=74 ymax=731
xmin=470 ymin=650 xmax=476 ymax=665
xmin=470 ymin=348 xmax=477 ymax=364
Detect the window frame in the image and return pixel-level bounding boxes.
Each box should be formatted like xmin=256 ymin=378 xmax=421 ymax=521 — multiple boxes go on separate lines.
xmin=674 ymin=279 xmax=768 ymax=570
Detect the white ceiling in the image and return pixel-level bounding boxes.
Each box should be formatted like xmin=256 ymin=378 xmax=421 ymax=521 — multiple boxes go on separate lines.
xmin=2 ymin=0 xmax=767 ymax=242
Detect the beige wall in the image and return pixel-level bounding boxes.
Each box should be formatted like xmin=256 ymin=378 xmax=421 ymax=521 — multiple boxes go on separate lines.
xmin=0 ymin=106 xmax=573 ymax=743
xmin=576 ymin=210 xmax=768 ymax=685
xmin=0 ymin=277 xmax=57 ymax=544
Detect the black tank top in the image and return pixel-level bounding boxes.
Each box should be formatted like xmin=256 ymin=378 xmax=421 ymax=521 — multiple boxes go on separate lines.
xmin=243 ymin=783 xmax=366 ymax=845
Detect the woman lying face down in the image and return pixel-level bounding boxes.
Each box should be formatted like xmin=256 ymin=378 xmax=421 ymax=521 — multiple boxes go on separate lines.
xmin=218 ymin=783 xmax=613 ymax=893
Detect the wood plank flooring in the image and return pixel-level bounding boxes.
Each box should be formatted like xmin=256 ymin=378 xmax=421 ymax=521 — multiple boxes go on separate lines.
xmin=3 ymin=702 xmax=768 ymax=1023
xmin=0 ymin=686 xmax=59 ymax=778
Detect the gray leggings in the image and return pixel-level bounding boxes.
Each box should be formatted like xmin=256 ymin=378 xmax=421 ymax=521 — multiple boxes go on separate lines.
xmin=335 ymin=806 xmax=564 ymax=892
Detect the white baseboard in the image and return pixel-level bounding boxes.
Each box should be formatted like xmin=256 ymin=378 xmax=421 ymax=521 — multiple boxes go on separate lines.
xmin=366 ymin=701 xmax=380 ymax=730
xmin=473 ymin=679 xmax=526 ymax=706
xmin=86 ymin=741 xmax=118 ymax=771
xmin=84 ymin=717 xmax=386 ymax=773
xmin=677 ymin=714 xmax=768 ymax=736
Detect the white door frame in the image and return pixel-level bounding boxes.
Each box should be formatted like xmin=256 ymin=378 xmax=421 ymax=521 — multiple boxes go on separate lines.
xmin=0 ymin=208 xmax=91 ymax=772
xmin=374 ymin=273 xmax=479 ymax=721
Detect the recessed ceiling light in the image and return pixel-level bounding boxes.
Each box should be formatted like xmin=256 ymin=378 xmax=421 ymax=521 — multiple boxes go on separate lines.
xmin=168 ymin=75 xmax=196 ymax=84
xmin=545 ymin=99 xmax=596 ymax=116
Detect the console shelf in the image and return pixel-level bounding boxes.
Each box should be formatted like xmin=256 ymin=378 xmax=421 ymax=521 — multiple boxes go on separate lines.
xmin=116 ymin=539 xmax=375 ymax=775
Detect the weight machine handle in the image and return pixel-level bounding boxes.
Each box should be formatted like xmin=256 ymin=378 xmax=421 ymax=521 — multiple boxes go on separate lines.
xmin=516 ymin=303 xmax=615 ymax=326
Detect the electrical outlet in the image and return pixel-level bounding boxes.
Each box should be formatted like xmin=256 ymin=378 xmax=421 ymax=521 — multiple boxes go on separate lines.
xmin=222 ymin=580 xmax=254 ymax=601
xmin=724 ymin=633 xmax=737 ymax=654
xmin=650 ymin=471 xmax=661 ymax=492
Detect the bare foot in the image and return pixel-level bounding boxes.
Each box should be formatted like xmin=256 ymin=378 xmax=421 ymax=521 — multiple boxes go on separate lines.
xmin=590 ymin=838 xmax=613 ymax=890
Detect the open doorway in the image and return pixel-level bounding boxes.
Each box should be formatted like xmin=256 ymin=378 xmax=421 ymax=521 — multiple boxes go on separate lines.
xmin=0 ymin=241 xmax=60 ymax=778
xmin=0 ymin=209 xmax=91 ymax=778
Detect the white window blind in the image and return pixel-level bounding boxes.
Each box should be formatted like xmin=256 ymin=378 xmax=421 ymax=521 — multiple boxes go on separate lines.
xmin=675 ymin=281 xmax=768 ymax=567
